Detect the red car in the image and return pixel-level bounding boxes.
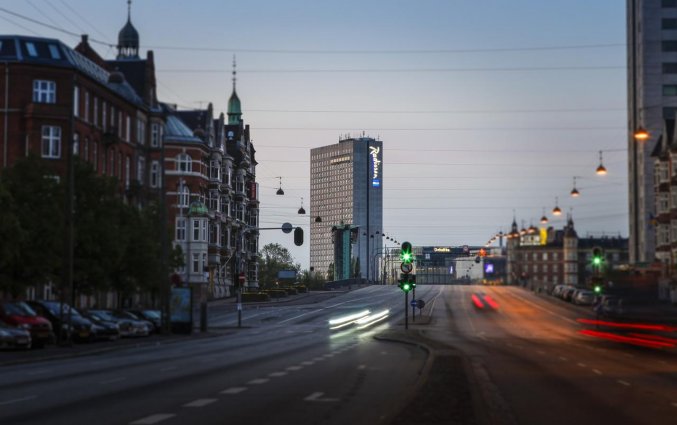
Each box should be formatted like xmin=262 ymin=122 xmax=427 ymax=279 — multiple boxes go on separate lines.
xmin=0 ymin=302 xmax=54 ymax=347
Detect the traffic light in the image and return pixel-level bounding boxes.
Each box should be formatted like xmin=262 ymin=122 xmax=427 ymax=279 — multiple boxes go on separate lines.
xmin=294 ymin=227 xmax=304 ymax=246
xmin=592 ymin=247 xmax=603 ymax=266
xmin=593 ymin=285 xmax=603 ymax=294
xmin=398 ymin=275 xmax=415 ymax=293
xmin=401 ymin=241 xmax=413 ymax=264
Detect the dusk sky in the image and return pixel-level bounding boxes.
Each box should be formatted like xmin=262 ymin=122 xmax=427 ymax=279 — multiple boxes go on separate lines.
xmin=1 ymin=0 xmax=628 ymax=269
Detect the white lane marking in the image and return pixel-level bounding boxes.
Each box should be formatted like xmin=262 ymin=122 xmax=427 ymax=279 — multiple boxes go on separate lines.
xmin=160 ymin=366 xmax=177 ymax=372
xmin=301 ymin=361 xmax=314 ymax=366
xmin=304 ymin=392 xmax=339 ymax=402
xmin=324 ymin=354 xmax=334 ymax=358
xmin=286 ymin=366 xmax=303 ymax=371
xmin=592 ymin=369 xmax=603 ymax=375
xmin=312 ymin=357 xmax=324 ymax=361
xmin=27 ymin=369 xmax=48 ymax=376
xmin=248 ymin=378 xmax=269 ymax=385
xmin=129 ymin=414 xmax=176 ymax=424
xmin=559 ymin=356 xmax=568 ymax=361
xmin=671 ymin=402 xmax=677 ymax=407
xmin=617 ymin=380 xmax=631 ymax=387
xmin=269 ymin=371 xmax=287 ymax=377
xmin=100 ymin=377 xmax=126 ymax=384
xmin=0 ymin=395 xmax=37 ymax=406
xmin=537 ymin=350 xmax=546 ymax=355
xmin=221 ymin=387 xmax=247 ymax=394
xmin=278 ymin=298 xmax=359 ymax=324
xmin=577 ymin=363 xmax=587 ymax=368
xmin=358 ymin=365 xmax=366 ymax=370
xmin=183 ymin=398 xmax=217 ymax=407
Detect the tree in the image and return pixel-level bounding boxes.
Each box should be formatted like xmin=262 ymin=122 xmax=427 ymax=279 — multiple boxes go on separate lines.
xmin=327 ymin=262 xmax=335 ymax=281
xmin=298 ymin=269 xmax=326 ymax=290
xmin=257 ymin=243 xmax=298 ymax=288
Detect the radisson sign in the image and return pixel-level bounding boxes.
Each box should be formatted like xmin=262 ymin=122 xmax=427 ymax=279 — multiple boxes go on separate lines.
xmin=370 ymin=145 xmax=381 ymax=187
xmin=433 ymin=247 xmax=451 ymax=253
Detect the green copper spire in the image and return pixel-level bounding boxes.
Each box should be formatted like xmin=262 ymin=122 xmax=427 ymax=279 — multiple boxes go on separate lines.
xmin=228 ymin=55 xmax=242 ymax=125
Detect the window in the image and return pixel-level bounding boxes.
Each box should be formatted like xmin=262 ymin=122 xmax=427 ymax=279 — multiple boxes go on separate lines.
xmin=102 ymin=101 xmax=107 ymax=131
xmin=32 ymin=80 xmax=56 ymax=103
xmin=137 ymin=119 xmax=145 ymax=145
xmin=210 ymin=161 xmax=220 ymax=180
xmin=48 ymin=44 xmax=60 ymax=59
xmin=221 ymin=197 xmax=229 ymax=216
xmin=93 ymin=97 xmax=98 ymax=126
xmin=41 ymin=126 xmax=61 ymax=158
xmin=201 ymin=220 xmax=207 ymax=241
xmin=137 ymin=156 xmax=145 ymax=184
xmin=93 ymin=142 xmax=98 ymax=171
xmin=663 ymin=18 xmax=677 ymax=29
xmin=193 ymin=219 xmax=200 ymax=241
xmin=72 ymin=133 xmax=79 ymax=156
xmin=663 ymin=41 xmax=677 ymax=52
xmin=177 ymin=154 xmax=192 ymax=172
xmin=179 ymin=186 xmax=189 ymax=207
xmin=150 ymin=161 xmax=159 ymax=187
xmin=84 ymin=91 xmax=90 ymax=122
xmin=25 ymin=42 xmax=37 ymax=57
xmin=125 ymin=156 xmax=130 ymax=188
xmin=664 ymin=85 xmax=677 ymax=96
xmin=125 ymin=116 xmax=131 ymax=141
xmin=73 ymin=86 xmax=79 ymax=117
xmin=202 ymin=253 xmax=207 ymax=273
xmin=151 ymin=123 xmax=161 ymax=147
xmin=192 ymin=253 xmax=199 ymax=273
xmin=176 ymin=218 xmax=186 ymax=241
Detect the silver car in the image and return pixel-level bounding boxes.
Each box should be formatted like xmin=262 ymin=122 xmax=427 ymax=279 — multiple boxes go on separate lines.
xmin=0 ymin=320 xmax=31 ymax=349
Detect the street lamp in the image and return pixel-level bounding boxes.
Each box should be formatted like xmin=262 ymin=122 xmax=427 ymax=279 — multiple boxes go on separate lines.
xmin=297 ymin=197 xmax=306 ymax=215
xmin=275 ymin=176 xmax=284 ymax=195
xmin=595 ymin=151 xmax=607 ymax=176
xmin=634 ymin=127 xmax=650 ymax=141
xmin=540 ymin=208 xmax=549 ymax=224
xmin=552 ymin=197 xmax=562 ymax=216
xmin=570 ymin=177 xmax=580 ymax=197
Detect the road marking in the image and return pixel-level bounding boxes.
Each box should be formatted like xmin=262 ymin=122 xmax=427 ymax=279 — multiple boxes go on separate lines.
xmin=312 ymin=357 xmax=324 ymax=361
xmin=559 ymin=356 xmax=568 ymax=361
xmin=184 ymin=398 xmax=217 ymax=407
xmin=577 ymin=363 xmax=587 ymax=368
xmin=286 ymin=366 xmax=302 ymax=371
xmin=160 ymin=366 xmax=177 ymax=372
xmin=304 ymin=392 xmax=339 ymax=402
xmin=269 ymin=371 xmax=287 ymax=377
xmin=617 ymin=380 xmax=631 ymax=387
xmin=248 ymin=378 xmax=269 ymax=385
xmin=592 ymin=369 xmax=603 ymax=375
xmin=221 ymin=387 xmax=247 ymax=394
xmin=100 ymin=377 xmax=126 ymax=384
xmin=324 ymin=353 xmax=334 ymax=358
xmin=301 ymin=361 xmax=314 ymax=366
xmin=0 ymin=396 xmax=37 ymax=406
xmin=129 ymin=414 xmax=176 ymax=424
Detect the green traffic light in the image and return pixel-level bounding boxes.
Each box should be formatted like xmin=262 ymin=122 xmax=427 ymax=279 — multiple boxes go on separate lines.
xmin=592 ymin=257 xmax=602 ymax=266
xmin=401 ymin=241 xmax=413 ymax=264
xmin=403 ymin=283 xmax=411 ymax=291
xmin=593 ymin=285 xmax=602 ymax=294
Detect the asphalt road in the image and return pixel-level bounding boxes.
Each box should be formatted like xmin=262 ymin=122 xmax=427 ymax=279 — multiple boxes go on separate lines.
xmin=420 ymin=285 xmax=677 ymax=425
xmin=0 ymin=287 xmax=430 ymax=425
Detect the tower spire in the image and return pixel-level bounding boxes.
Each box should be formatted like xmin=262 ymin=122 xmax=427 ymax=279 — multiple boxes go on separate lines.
xmin=232 ymin=55 xmax=237 ymax=92
xmin=127 ymin=0 xmax=132 ymax=21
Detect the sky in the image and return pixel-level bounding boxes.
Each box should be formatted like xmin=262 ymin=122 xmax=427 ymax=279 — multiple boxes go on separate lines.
xmin=0 ymin=0 xmax=629 ymax=269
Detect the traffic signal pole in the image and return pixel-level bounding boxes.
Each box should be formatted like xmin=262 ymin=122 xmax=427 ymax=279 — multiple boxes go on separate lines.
xmin=411 ymin=286 xmax=416 ymax=323
xmin=405 ymin=291 xmax=409 ymax=330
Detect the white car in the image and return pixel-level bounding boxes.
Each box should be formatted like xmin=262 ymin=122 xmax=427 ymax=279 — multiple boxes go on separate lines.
xmin=573 ymin=290 xmax=595 ymax=305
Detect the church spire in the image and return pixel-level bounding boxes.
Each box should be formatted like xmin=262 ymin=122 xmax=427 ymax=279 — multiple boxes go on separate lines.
xmin=117 ymin=0 xmax=139 ymax=59
xmin=227 ymin=55 xmax=242 ymax=125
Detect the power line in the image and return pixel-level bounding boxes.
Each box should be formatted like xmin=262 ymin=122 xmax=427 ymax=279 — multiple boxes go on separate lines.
xmin=157 ymin=65 xmax=623 ymax=74
xmin=57 ymin=0 xmax=110 ymax=41
xmin=253 ymin=126 xmax=622 ymax=132
xmin=247 ymin=107 xmax=625 ymax=115
xmin=255 ymin=145 xmax=626 ymax=153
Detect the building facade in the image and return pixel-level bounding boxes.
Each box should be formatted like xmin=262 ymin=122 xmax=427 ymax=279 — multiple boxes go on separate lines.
xmin=627 ymin=0 xmax=677 ymax=264
xmin=310 ymin=137 xmax=383 ymax=281
xmin=506 ymin=217 xmax=629 ymax=290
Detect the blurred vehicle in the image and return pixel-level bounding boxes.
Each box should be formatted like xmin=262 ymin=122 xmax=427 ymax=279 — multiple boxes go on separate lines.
xmin=0 ymin=320 xmax=31 ymax=350
xmin=87 ymin=310 xmax=149 ymax=337
xmin=601 ymin=296 xmax=624 ymax=317
xmin=573 ymin=290 xmax=595 ymax=305
xmin=27 ymin=301 xmax=94 ymax=342
xmin=112 ymin=310 xmax=154 ymax=334
xmin=128 ymin=309 xmax=162 ymax=332
xmin=80 ymin=311 xmax=120 ymax=341
xmin=562 ymin=286 xmax=578 ymax=302
xmin=0 ymin=301 xmax=53 ymax=347
xmin=551 ymin=285 xmax=567 ymax=297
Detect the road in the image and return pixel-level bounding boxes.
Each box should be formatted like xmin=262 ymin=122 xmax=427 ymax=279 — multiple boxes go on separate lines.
xmin=1 ymin=285 xmax=675 ymax=425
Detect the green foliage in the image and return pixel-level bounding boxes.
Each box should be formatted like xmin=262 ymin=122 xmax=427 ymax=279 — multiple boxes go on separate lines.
xmin=298 ymin=269 xmax=326 ymax=290
xmin=257 ymin=243 xmax=299 ymax=288
xmin=326 ymin=262 xmax=334 ymax=281
xmin=241 ymin=292 xmax=270 ymax=302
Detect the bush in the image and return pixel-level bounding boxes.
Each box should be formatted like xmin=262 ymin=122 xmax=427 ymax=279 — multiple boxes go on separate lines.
xmin=281 ymin=287 xmax=298 ymax=295
xmin=241 ymin=292 xmax=270 ymax=302
xmin=263 ymin=289 xmax=288 ymax=299
xmin=296 ymin=285 xmax=308 ymax=293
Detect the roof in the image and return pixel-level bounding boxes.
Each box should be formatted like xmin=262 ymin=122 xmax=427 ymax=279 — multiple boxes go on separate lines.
xmin=163 ymin=111 xmax=203 ymax=144
xmin=0 ymin=35 xmax=144 ymax=106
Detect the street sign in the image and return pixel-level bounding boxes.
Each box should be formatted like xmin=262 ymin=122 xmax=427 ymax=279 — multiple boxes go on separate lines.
xmin=281 ymin=222 xmax=293 ymax=234
xmin=238 ymin=273 xmax=245 ymax=284
xmin=416 ymin=299 xmax=425 ymax=309
xmin=410 ymin=299 xmax=418 ymax=307
xmin=401 ymin=263 xmax=413 ymax=274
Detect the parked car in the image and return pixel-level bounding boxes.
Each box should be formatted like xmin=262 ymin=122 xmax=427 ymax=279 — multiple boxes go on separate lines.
xmin=601 ymin=296 xmax=624 ymax=317
xmin=128 ymin=309 xmax=162 ymax=332
xmin=112 ymin=311 xmax=154 ymax=334
xmin=562 ymin=286 xmax=578 ymax=302
xmin=27 ymin=301 xmax=94 ymax=342
xmin=0 ymin=320 xmax=31 ymax=350
xmin=0 ymin=301 xmax=53 ymax=347
xmin=86 ymin=310 xmax=149 ymax=337
xmin=80 ymin=311 xmax=120 ymax=341
xmin=573 ymin=290 xmax=595 ymax=305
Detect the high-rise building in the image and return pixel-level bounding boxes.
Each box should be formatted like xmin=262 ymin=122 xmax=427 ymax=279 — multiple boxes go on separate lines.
xmin=627 ymin=0 xmax=677 ymax=263
xmin=310 ymin=137 xmax=383 ymax=281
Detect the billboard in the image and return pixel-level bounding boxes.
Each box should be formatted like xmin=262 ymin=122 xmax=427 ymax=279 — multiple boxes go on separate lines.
xmin=170 ymin=287 xmax=192 ymax=324
xmin=277 ymin=270 xmax=297 ymax=280
xmin=369 ymin=145 xmax=382 ymax=188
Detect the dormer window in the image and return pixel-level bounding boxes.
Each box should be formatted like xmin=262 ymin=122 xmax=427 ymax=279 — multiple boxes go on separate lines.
xmin=25 ymin=42 xmax=37 ymax=57
xmin=177 ymin=153 xmax=192 ymax=172
xmin=48 ymin=44 xmax=61 ymax=59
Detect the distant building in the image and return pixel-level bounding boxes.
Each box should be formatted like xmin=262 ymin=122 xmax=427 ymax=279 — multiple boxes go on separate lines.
xmin=310 ymin=137 xmax=383 ymax=281
xmin=506 ymin=216 xmax=629 ymax=290
xmin=627 ymin=0 xmax=677 ymax=263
